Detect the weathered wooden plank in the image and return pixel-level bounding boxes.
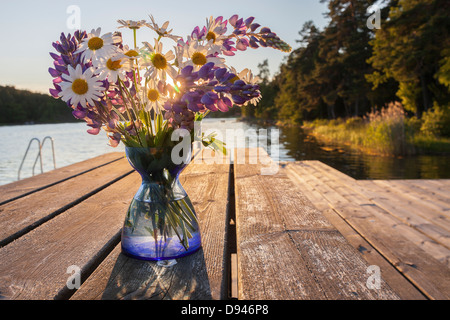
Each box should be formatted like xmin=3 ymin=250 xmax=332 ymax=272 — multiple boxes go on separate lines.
xmin=307 ymin=161 xmax=450 ymax=258
xmin=393 ymin=180 xmax=450 ymax=205
xmin=234 ymin=148 xmax=399 ymax=300
xmin=285 ymin=164 xmax=426 ymax=300
xmin=372 ymin=180 xmax=450 ymax=220
xmin=288 ymin=162 xmax=450 ymax=300
xmin=70 ymin=155 xmax=231 ymax=300
xmin=406 ymin=180 xmax=450 ymax=203
xmin=0 ymin=157 xmax=133 ymax=247
xmin=301 ymin=162 xmax=450 ymax=261
xmin=0 ymin=172 xmax=141 ymax=300
xmin=0 ymin=152 xmax=124 ymax=205
xmin=357 ymin=180 xmax=450 ymax=249
xmin=413 ymin=179 xmax=450 ymax=188
xmin=69 ymin=242 xmax=215 ymax=300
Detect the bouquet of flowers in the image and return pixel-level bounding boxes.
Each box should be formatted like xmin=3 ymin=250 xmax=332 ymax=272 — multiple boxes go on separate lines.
xmin=48 ymin=14 xmax=291 ymax=260
xmin=48 ymin=14 xmax=291 ymax=152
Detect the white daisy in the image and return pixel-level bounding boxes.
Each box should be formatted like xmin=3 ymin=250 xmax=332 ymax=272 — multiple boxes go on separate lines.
xmin=141 ymin=40 xmax=177 ymax=81
xmin=96 ymin=52 xmax=132 ymax=82
xmin=122 ymin=45 xmax=140 ymax=60
xmin=58 ymin=64 xmax=104 ymax=107
xmin=203 ymin=16 xmax=228 ymax=50
xmin=182 ymin=38 xmax=225 ymax=70
xmin=232 ymin=67 xmax=261 ymax=85
xmin=120 ymin=45 xmax=141 ymax=69
xmin=75 ymin=28 xmax=121 ymax=65
xmin=143 ymin=80 xmax=169 ymax=112
xmin=173 ymin=44 xmax=186 ymax=69
xmin=117 ymin=19 xmax=146 ymax=30
xmin=145 ymin=14 xmax=180 ymax=41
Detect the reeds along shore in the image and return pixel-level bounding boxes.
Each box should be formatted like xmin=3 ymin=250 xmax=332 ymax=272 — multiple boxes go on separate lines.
xmin=301 ymin=102 xmax=450 ymax=157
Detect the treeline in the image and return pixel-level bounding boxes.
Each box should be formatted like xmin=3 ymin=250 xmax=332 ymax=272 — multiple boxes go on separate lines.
xmin=244 ymin=0 xmax=450 ymax=129
xmin=0 ymin=85 xmax=76 ymax=125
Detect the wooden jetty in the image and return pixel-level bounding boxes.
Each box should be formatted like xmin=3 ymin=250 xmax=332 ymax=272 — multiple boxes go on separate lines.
xmin=0 ymin=148 xmax=448 ymax=300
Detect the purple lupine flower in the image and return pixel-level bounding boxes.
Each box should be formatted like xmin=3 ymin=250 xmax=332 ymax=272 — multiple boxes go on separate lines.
xmin=48 ymin=32 xmax=88 ymax=101
xmin=166 ymin=60 xmax=261 ymax=125
xmin=236 ymin=38 xmax=249 ymax=51
xmin=225 ymin=15 xmax=291 ymax=53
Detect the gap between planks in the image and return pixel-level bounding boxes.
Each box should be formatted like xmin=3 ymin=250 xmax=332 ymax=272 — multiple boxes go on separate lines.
xmin=285 ymin=165 xmax=426 ymax=300
xmin=0 ymin=152 xmax=125 ymax=206
xmin=234 ymin=148 xmax=400 ymax=300
xmin=286 ymin=161 xmax=450 ymax=300
xmin=0 ymin=158 xmax=134 ymax=248
xmin=69 ymin=157 xmax=232 ymax=301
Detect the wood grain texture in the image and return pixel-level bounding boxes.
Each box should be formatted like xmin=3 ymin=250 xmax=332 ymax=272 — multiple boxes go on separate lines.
xmin=234 ymin=148 xmax=399 ymax=300
xmin=0 ymin=173 xmax=141 ymax=300
xmin=285 ymin=165 xmax=426 ymax=300
xmin=308 ymin=161 xmax=450 ymax=264
xmin=287 ymin=161 xmax=450 ymax=300
xmin=70 ymin=158 xmax=231 ymax=300
xmin=403 ymin=180 xmax=450 ymax=204
xmin=0 ymin=157 xmax=133 ymax=247
xmin=70 ymin=245 xmax=215 ymax=300
xmin=373 ymin=179 xmax=450 ymax=215
xmin=357 ymin=180 xmax=450 ymax=250
xmin=0 ymin=152 xmax=124 ymax=205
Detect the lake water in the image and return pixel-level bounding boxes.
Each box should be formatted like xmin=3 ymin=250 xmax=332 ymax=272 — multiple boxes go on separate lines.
xmin=1 ymin=118 xmax=449 ymax=186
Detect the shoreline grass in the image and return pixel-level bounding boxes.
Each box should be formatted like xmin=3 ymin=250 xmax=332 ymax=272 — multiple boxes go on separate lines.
xmin=301 ymin=103 xmax=450 ymax=157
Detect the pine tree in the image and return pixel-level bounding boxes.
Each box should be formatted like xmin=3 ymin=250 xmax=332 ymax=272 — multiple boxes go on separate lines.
xmin=367 ymin=0 xmax=450 ymax=116
xmin=316 ymin=0 xmax=377 ymax=118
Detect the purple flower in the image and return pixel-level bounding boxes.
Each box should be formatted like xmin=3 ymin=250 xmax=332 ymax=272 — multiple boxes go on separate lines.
xmin=236 ymin=38 xmax=249 ymax=51
xmin=229 ymin=15 xmax=239 ymax=27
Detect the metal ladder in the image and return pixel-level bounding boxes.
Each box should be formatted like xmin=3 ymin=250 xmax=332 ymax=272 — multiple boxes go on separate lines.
xmin=18 ymin=136 xmax=56 ymax=181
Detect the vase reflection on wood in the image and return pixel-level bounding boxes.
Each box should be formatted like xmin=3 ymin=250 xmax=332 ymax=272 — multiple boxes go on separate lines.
xmin=121 ymin=146 xmax=201 ymax=261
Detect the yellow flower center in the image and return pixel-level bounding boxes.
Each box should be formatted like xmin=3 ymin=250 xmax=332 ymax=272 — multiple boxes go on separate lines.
xmin=147 ymin=89 xmax=159 ymax=102
xmin=125 ymin=49 xmax=139 ymax=57
xmin=206 ymin=31 xmax=216 ymax=43
xmin=71 ymin=79 xmax=89 ymax=95
xmin=87 ymin=37 xmax=104 ymax=51
xmin=151 ymin=53 xmax=167 ymax=69
xmin=192 ymin=52 xmax=207 ymax=66
xmin=230 ymin=75 xmax=240 ymax=83
xmin=106 ymin=58 xmax=122 ymax=71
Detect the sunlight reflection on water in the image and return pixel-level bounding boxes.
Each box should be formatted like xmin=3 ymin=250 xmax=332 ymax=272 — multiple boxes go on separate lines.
xmin=0 ymin=118 xmax=277 ymax=186
xmin=1 ymin=118 xmax=449 ymax=186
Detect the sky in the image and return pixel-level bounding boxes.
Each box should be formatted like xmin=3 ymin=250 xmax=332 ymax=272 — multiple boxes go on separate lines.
xmin=0 ymin=0 xmax=330 ymax=95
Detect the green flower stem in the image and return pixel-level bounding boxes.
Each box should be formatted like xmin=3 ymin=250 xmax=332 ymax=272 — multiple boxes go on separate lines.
xmin=118 ymin=78 xmax=140 ymax=116
xmin=147 ymin=186 xmax=197 ymax=251
xmin=117 ymin=79 xmax=144 ymax=147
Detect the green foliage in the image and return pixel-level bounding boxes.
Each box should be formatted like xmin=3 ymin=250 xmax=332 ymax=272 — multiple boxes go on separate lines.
xmin=367 ymin=0 xmax=450 ymax=116
xmin=345 ymin=117 xmax=364 ymax=129
xmin=396 ymin=81 xmax=421 ymax=114
xmin=247 ymin=0 xmax=450 ymax=156
xmin=304 ymin=102 xmax=432 ymax=156
xmin=254 ymin=0 xmax=390 ymax=123
xmin=436 ymin=49 xmax=450 ymax=90
xmin=0 ymin=85 xmax=76 ymax=125
xmin=420 ymin=103 xmax=450 ymax=137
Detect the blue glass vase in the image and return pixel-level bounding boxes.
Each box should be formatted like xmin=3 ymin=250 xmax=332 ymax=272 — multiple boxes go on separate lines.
xmin=121 ymin=146 xmax=201 ymax=261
